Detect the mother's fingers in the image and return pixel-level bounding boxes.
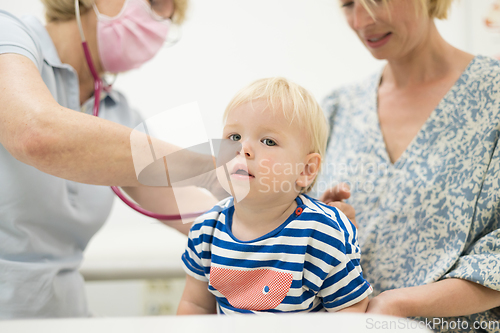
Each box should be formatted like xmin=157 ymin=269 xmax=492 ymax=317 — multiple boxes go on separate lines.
xmin=319 ymin=183 xmax=351 ymax=203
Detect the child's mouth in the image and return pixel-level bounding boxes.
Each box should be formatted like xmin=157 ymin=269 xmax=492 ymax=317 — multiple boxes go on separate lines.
xmin=231 ymin=165 xmax=254 ymax=179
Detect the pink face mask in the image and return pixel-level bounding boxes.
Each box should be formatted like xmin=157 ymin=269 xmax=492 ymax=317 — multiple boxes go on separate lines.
xmin=93 ymin=0 xmax=171 ymax=73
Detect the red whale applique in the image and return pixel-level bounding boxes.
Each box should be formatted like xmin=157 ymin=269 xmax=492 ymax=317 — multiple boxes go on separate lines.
xmin=210 ymin=266 xmax=293 ymax=311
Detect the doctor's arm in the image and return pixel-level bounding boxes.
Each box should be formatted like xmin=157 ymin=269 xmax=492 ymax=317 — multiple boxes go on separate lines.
xmin=0 ymin=54 xmax=215 ymax=189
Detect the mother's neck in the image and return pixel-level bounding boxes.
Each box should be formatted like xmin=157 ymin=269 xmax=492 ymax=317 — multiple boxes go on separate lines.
xmin=383 ymin=21 xmax=472 ymax=89
xmin=45 ymin=10 xmax=103 ymax=105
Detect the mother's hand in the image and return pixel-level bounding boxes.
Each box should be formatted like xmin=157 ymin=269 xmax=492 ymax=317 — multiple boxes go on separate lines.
xmin=320 ymin=183 xmax=357 ymax=228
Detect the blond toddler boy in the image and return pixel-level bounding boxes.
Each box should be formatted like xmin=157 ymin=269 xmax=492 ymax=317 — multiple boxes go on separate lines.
xmin=178 ymin=78 xmax=372 ymax=314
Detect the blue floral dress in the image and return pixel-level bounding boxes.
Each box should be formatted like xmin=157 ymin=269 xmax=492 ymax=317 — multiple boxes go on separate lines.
xmin=315 ymin=55 xmax=500 ymax=332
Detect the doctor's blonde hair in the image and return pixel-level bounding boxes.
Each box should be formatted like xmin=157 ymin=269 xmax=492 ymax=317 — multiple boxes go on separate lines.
xmin=358 ymin=0 xmax=454 ymax=19
xmin=41 ymin=0 xmax=188 ymax=24
xmin=223 ymin=77 xmax=329 ymax=194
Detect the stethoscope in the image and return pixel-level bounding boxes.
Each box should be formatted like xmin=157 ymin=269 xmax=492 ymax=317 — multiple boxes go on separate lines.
xmin=75 ymin=0 xmax=204 ymax=220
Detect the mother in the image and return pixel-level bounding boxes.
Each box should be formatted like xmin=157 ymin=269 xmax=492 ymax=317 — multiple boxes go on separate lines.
xmin=0 ymin=0 xmax=220 ymax=319
xmin=318 ymin=0 xmax=500 ymax=331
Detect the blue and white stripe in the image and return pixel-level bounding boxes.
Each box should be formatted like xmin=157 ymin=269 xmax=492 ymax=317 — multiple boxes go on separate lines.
xmin=182 ymin=194 xmax=372 ymax=314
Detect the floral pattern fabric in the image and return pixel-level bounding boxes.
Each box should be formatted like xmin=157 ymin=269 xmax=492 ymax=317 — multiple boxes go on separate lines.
xmin=314 ymin=55 xmax=500 ymax=332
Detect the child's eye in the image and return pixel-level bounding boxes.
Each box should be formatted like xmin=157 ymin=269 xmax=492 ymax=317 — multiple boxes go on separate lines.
xmin=229 ymin=134 xmax=241 ymax=141
xmin=262 ymin=139 xmax=277 ymax=146
xmin=341 ymin=1 xmax=354 ymax=8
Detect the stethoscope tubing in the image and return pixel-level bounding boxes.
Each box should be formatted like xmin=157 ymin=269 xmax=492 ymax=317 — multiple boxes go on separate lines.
xmin=110 ymin=186 xmax=205 ymax=220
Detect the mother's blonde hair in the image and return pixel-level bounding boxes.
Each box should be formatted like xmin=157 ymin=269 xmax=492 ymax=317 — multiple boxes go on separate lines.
xmin=41 ymin=0 xmax=188 ymax=24
xmin=359 ymin=0 xmax=454 ymax=19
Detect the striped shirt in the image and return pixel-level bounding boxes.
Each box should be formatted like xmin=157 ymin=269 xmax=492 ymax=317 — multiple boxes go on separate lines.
xmin=181 ymin=194 xmax=372 ymax=314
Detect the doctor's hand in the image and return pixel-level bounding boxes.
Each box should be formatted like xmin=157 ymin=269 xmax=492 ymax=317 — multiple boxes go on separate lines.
xmin=200 ymin=169 xmax=230 ymax=201
xmin=320 ymin=183 xmax=357 ymax=228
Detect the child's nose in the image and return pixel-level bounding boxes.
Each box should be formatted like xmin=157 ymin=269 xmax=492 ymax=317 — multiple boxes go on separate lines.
xmin=237 ymin=141 xmax=253 ymax=158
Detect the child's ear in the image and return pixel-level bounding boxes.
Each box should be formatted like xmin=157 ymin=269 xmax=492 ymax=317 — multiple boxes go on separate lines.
xmin=296 ymin=153 xmax=321 ymax=188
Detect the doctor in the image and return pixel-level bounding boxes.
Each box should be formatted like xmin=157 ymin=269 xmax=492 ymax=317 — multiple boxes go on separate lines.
xmin=0 ymin=0 xmax=220 ymax=318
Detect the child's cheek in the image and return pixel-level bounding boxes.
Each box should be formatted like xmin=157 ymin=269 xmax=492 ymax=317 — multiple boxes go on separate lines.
xmin=257 ymin=157 xmax=279 ymax=178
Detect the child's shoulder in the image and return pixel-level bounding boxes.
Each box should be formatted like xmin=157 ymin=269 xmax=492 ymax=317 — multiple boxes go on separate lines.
xmin=298 ymin=194 xmax=356 ymax=234
xmin=190 ymin=197 xmax=233 ymax=233
xmin=297 ymin=195 xmax=359 ymax=253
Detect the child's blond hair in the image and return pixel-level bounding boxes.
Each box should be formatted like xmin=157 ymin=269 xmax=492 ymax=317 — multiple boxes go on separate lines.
xmin=223 ymin=77 xmax=329 ymax=193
